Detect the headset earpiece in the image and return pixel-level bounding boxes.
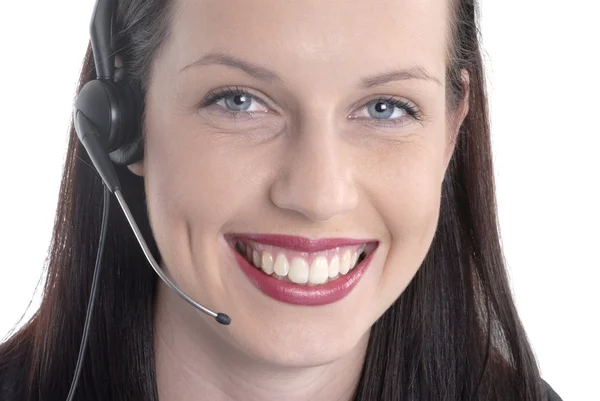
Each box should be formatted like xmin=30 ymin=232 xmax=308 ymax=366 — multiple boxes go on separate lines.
xmin=108 ymin=67 xmax=144 ymax=165
xmin=74 ymin=66 xmax=144 ymax=166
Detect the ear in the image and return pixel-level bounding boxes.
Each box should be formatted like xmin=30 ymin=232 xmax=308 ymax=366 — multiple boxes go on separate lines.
xmin=444 ymin=69 xmax=470 ymax=169
xmin=127 ymin=160 xmax=145 ymax=176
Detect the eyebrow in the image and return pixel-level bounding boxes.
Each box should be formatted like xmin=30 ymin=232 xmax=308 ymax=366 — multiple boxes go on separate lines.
xmin=179 ymin=51 xmax=442 ymax=88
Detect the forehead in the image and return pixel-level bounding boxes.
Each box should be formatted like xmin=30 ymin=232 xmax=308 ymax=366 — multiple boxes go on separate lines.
xmin=165 ymin=0 xmax=449 ymax=87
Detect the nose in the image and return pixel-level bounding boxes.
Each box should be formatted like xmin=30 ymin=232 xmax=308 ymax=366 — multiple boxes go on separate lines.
xmin=269 ymin=118 xmax=359 ymax=222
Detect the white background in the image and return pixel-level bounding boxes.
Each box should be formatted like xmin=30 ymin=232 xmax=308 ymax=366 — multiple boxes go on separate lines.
xmin=0 ymin=1 xmax=598 ymax=399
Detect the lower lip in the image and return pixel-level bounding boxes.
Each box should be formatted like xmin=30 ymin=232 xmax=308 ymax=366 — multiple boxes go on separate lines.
xmin=228 ymin=241 xmax=377 ymax=306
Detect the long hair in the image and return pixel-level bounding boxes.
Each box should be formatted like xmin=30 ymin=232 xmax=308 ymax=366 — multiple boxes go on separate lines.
xmin=0 ymin=0 xmax=549 ymax=399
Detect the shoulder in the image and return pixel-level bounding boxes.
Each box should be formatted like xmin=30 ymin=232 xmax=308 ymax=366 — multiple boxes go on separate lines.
xmin=543 ymin=379 xmax=563 ymax=401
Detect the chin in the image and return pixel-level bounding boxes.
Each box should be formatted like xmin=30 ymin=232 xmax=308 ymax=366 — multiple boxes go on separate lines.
xmin=220 ymin=305 xmax=372 ymax=368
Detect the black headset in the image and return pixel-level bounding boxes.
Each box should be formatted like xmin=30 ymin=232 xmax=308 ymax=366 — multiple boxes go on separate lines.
xmin=68 ymin=0 xmax=230 ymax=399
xmin=74 ymin=0 xmax=144 ymax=170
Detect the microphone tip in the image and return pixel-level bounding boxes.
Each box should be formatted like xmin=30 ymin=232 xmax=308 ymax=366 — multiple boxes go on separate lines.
xmin=216 ymin=313 xmax=231 ymax=325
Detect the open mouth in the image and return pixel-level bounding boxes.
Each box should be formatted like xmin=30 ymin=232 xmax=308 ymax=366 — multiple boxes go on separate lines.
xmin=231 ymin=237 xmax=377 ymax=286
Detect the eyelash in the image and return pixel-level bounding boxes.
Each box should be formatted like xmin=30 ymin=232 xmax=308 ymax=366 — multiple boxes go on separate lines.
xmin=199 ymin=85 xmax=423 ymax=127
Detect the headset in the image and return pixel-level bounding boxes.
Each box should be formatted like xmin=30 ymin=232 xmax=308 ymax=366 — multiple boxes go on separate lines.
xmin=69 ymin=0 xmax=231 ymax=399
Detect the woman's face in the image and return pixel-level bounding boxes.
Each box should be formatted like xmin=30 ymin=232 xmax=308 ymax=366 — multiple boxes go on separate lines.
xmin=131 ymin=0 xmax=467 ymax=366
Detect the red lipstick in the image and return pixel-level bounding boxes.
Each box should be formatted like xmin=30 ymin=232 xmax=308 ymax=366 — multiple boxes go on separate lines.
xmin=225 ymin=234 xmax=378 ymax=306
xmin=230 ymin=233 xmax=371 ymax=252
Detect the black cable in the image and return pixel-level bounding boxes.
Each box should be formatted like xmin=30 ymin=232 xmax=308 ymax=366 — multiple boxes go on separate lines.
xmin=65 ymin=184 xmax=110 ymax=401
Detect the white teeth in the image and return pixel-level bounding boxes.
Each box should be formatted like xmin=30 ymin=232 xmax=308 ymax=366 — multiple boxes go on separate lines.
xmin=273 ymin=253 xmax=290 ymax=276
xmin=261 ymin=251 xmax=274 ymax=274
xmin=309 ymin=256 xmax=329 ymax=285
xmin=339 ymin=251 xmax=352 ymax=275
xmin=288 ymin=257 xmax=309 ymax=284
xmin=328 ymin=254 xmax=340 ymax=278
xmin=236 ymin=239 xmax=370 ymax=285
xmin=350 ymin=251 xmax=359 ymax=270
xmin=252 ymin=250 xmax=261 ymax=268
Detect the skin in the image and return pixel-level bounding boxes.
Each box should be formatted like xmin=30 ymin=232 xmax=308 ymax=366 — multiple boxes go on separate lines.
xmin=128 ymin=0 xmax=469 ymax=399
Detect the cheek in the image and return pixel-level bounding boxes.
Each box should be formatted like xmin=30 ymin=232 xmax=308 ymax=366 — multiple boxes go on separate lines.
xmin=143 ymin=120 xmax=253 ymax=224
xmin=365 ymin=137 xmax=444 ymax=236
xmin=390 ymin=167 xmax=442 ymax=242
xmin=363 ymin=140 xmax=444 ymax=292
xmin=140 ymin=111 xmax=263 ymax=275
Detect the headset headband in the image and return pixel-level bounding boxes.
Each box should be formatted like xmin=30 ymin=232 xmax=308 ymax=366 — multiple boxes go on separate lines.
xmin=90 ymin=0 xmax=116 ymax=80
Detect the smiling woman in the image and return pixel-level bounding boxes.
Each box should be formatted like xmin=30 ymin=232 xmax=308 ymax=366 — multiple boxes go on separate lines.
xmin=0 ymin=0 xmax=563 ymax=400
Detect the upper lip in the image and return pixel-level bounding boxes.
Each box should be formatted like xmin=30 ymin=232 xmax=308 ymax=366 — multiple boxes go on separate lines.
xmin=225 ymin=233 xmax=376 ymax=252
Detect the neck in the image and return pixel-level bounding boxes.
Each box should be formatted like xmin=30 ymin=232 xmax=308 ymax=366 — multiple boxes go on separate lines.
xmin=153 ymin=282 xmax=369 ymax=401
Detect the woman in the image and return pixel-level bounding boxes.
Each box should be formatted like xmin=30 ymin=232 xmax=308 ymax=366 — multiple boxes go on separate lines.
xmin=0 ymin=0 xmax=563 ymax=399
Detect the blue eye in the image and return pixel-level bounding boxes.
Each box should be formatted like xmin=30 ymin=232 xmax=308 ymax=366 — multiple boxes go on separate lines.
xmin=368 ymin=100 xmax=397 ymax=119
xmin=200 ymin=86 xmax=269 ymax=117
xmin=199 ymin=86 xmax=423 ymax=127
xmin=223 ymin=93 xmax=253 ymax=111
xmin=368 ymin=99 xmax=407 ymax=119
xmin=354 ymin=97 xmax=422 ymax=127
